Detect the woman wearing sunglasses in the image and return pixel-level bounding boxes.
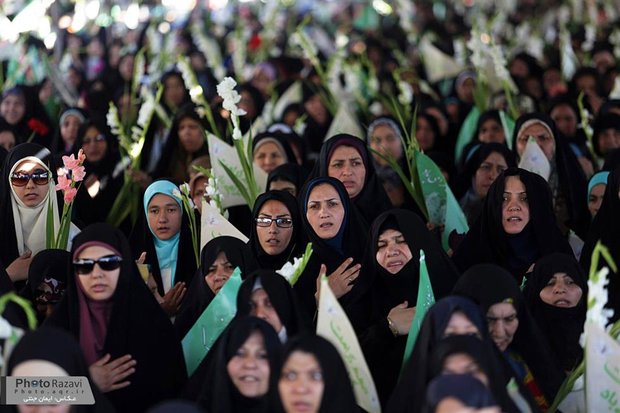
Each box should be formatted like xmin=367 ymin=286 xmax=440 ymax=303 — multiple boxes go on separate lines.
xmin=0 ymin=143 xmax=79 ymax=285
xmin=45 ymin=223 xmax=186 ymax=413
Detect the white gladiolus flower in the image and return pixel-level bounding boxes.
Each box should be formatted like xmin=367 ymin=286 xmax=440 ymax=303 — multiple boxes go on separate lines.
xmin=217 ymin=77 xmax=247 ymax=117
xmin=398 ymin=81 xmax=414 ymax=105
xmin=172 ymin=189 xmax=182 ymax=200
xmin=106 ymin=104 xmax=123 ymax=136
xmin=490 ymin=44 xmax=511 ymax=82
xmin=586 ymin=267 xmax=615 ymax=330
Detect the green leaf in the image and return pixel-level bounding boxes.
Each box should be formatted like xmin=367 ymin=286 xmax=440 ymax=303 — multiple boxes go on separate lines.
xmin=219 ymin=161 xmax=253 ymax=210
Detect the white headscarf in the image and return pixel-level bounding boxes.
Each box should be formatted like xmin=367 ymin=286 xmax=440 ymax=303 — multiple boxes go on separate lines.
xmin=9 ymin=156 xmax=60 ymax=255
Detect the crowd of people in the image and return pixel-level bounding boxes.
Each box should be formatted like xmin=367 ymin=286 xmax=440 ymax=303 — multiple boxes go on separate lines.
xmin=0 ymin=1 xmax=619 ymax=412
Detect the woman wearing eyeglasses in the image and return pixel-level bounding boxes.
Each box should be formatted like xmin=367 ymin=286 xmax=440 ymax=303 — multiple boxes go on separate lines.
xmin=0 ymin=143 xmax=79 ymax=285
xmin=249 ymin=190 xmax=306 ymax=271
xmin=45 ymin=223 xmax=187 ymax=413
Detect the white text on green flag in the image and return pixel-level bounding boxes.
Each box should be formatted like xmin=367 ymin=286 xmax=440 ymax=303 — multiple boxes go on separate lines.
xmin=182 ymin=267 xmax=242 ymax=376
xmin=316 ymin=276 xmax=381 ymax=413
xmin=401 ymin=249 xmax=435 ymax=371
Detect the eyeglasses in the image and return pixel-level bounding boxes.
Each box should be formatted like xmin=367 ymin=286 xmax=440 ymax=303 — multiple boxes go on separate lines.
xmin=82 ymin=134 xmax=106 ymax=145
xmin=73 ymin=255 xmax=123 ymax=275
xmin=255 ymin=217 xmax=293 ymax=228
xmin=10 ymin=171 xmax=49 ymax=187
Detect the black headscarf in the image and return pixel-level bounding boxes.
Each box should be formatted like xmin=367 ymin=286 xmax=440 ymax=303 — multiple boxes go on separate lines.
xmin=387 ymin=296 xmax=508 ymax=413
xmin=456 ymin=143 xmax=517 ymax=226
xmin=174 ymin=236 xmax=256 ymax=338
xmin=72 ymin=117 xmax=124 ymax=226
xmin=309 ymin=133 xmax=392 ymax=226
xmin=458 ymin=110 xmax=507 ymax=170
xmin=425 ymin=374 xmax=497 ymax=413
xmin=21 ymin=249 xmax=69 ymax=324
xmin=581 ymin=166 xmax=620 ymax=323
xmin=452 ymin=167 xmax=572 ymax=282
xmin=196 ymin=316 xmax=282 ymax=413
xmin=295 ymin=177 xmax=371 ymax=332
xmin=45 ymin=223 xmax=187 ymax=413
xmin=368 ymin=209 xmax=459 ymax=319
xmin=237 ymin=270 xmax=311 ymax=341
xmin=425 ymin=335 xmax=509 ymax=410
xmin=6 ymin=326 xmax=114 ymax=413
xmin=152 ymin=104 xmax=209 ymax=183
xmin=511 ymin=112 xmax=590 ymax=238
xmin=0 ymin=143 xmax=61 ymax=266
xmin=249 ymin=190 xmax=305 ymax=270
xmin=525 ymin=253 xmax=587 ymax=371
xmin=270 ymin=333 xmax=359 ymax=413
xmin=266 ymin=163 xmax=305 ymax=194
xmin=453 ymin=264 xmax=564 ymax=403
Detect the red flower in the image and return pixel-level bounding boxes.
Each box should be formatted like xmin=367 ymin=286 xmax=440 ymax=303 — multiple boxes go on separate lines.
xmin=249 ymin=34 xmax=262 ymax=51
xmin=27 ymin=118 xmax=49 ymax=136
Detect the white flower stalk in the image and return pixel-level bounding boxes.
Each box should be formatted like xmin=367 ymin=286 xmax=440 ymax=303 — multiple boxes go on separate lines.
xmin=217 ymin=76 xmax=247 ymax=141
xmin=490 ymin=43 xmax=511 ymax=83
xmin=106 ymin=103 xmax=128 ymax=144
xmin=276 ymin=243 xmax=313 ymax=286
xmin=232 ymin=30 xmax=248 ymax=82
xmin=290 ymin=29 xmax=320 ymax=69
xmin=398 ymin=80 xmax=414 ymax=106
xmin=132 ymin=49 xmax=145 ymax=94
xmin=581 ymin=267 xmax=615 ymax=348
xmin=191 ymin=24 xmax=226 ymax=82
xmin=205 ymin=171 xmax=226 ymax=215
xmin=582 ymin=24 xmax=596 ymax=52
xmin=136 ymin=86 xmax=156 ymax=129
xmin=467 ymin=29 xmax=487 ymax=81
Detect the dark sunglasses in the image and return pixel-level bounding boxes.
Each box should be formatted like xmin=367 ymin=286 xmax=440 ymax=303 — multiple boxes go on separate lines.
xmin=73 ymin=255 xmax=123 ymax=275
xmin=255 ymin=217 xmax=293 ymax=228
xmin=10 ymin=171 xmax=49 ymax=187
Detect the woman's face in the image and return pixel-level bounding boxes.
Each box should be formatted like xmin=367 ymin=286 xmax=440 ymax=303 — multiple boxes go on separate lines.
xmin=327 ymin=145 xmax=366 ymax=199
xmin=60 ymin=115 xmax=82 ymax=145
xmin=205 ymin=251 xmax=234 ymax=294
xmin=250 ymin=288 xmax=283 ymax=333
xmin=227 ymin=330 xmax=270 ymax=398
xmin=442 ymin=352 xmax=489 ymax=387
xmin=1 ymin=93 xmax=26 ymax=125
xmin=178 ymin=117 xmax=204 ymax=154
xmin=443 ymin=311 xmax=481 ymax=338
xmin=375 ymin=228 xmax=412 ymax=274
xmin=81 ymin=126 xmax=108 ymax=163
xmin=539 ymin=272 xmax=583 ymax=308
xmin=11 ymin=160 xmax=50 ymax=207
xmin=486 ymin=302 xmax=519 ymax=352
xmin=306 ymin=184 xmax=345 ymax=240
xmin=550 ymin=104 xmax=578 ymax=138
xmin=501 ymin=176 xmax=530 ymax=234
xmin=304 ymin=94 xmax=328 ymax=125
xmin=0 ymin=130 xmax=15 ymax=151
xmin=164 ymin=75 xmax=186 ymax=109
xmin=588 ymin=183 xmax=606 ymax=217
xmin=279 ymin=351 xmax=324 ymax=413
xmin=369 ymin=124 xmax=403 ymax=166
xmin=597 ymin=128 xmax=620 ymax=155
xmin=516 ymin=122 xmax=556 ymax=161
xmin=239 ymin=90 xmax=258 ymax=119
xmin=256 ymin=200 xmax=294 ymax=256
xmin=75 ymin=245 xmax=121 ymax=301
xmin=191 ymin=176 xmax=208 ymax=213
xmin=147 ymin=194 xmax=182 ymax=241
xmin=473 ymin=152 xmax=508 ymax=198
xmin=415 ymin=117 xmax=436 ymax=151
xmin=478 ymin=119 xmax=505 ymax=144
xmin=254 ymin=142 xmax=286 ymax=174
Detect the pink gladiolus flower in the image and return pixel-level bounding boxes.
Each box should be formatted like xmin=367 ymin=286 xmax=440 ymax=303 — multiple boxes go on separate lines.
xmin=63 ymin=187 xmax=77 ymax=204
xmin=72 ymin=166 xmax=86 ymax=182
xmin=55 ymin=174 xmax=72 ymax=192
xmin=77 ymin=149 xmax=86 ymax=164
xmin=62 ymin=154 xmax=80 ymax=170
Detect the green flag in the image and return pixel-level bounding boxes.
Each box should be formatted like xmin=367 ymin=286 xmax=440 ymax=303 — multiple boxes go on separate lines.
xmin=415 ymin=151 xmax=469 ymax=251
xmin=499 ymin=110 xmax=515 ymax=150
xmin=401 ymin=250 xmax=435 ymax=371
xmin=454 ymin=106 xmax=480 ymax=163
xmin=182 ymin=267 xmax=242 ymax=376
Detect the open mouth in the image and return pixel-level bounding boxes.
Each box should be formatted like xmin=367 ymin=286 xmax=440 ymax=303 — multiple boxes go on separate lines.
xmin=239 ymin=375 xmax=259 ymax=383
xmin=266 ymin=238 xmax=280 ymax=245
xmin=91 ymin=284 xmax=107 ymax=292
xmin=319 ymin=222 xmax=333 ymax=229
xmin=506 ymin=216 xmax=522 ymax=222
xmin=554 ymin=299 xmax=571 ymax=307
